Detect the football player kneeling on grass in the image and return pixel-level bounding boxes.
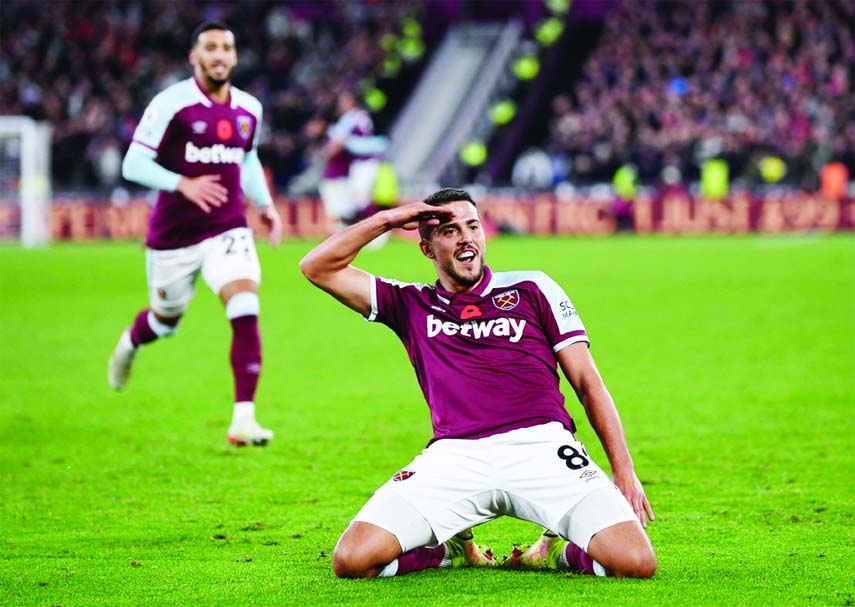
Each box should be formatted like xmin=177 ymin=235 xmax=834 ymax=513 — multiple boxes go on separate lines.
xmin=299 ymin=188 xmax=656 ymax=578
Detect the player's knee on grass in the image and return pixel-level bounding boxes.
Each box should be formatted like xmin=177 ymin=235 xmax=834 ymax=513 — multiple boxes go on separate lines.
xmin=332 ymin=545 xmax=369 ymax=578
xmin=332 ymin=540 xmax=389 ymax=579
xmin=588 ymin=522 xmax=657 ymax=578
xmin=608 ymin=544 xmax=657 ymax=578
xmin=332 ymin=523 xmax=403 ymax=579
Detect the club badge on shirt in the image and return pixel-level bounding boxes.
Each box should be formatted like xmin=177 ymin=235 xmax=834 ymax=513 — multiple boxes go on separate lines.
xmin=237 ymin=116 xmax=252 ymax=140
xmin=492 ymin=289 xmax=520 ymax=311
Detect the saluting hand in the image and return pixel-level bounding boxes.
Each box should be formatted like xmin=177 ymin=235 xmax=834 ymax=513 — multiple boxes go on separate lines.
xmin=382 ymin=201 xmax=455 ymax=231
xmin=176 ymin=174 xmax=228 ymax=213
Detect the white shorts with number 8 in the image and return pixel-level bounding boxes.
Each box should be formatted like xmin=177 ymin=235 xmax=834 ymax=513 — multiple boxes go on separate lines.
xmin=354 ymin=421 xmax=638 ymax=553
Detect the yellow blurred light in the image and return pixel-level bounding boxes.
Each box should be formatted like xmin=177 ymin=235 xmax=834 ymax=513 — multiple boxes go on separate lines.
xmin=460 ymin=141 xmax=487 ymax=166
xmin=491 ymin=100 xmax=517 ymax=125
xmin=513 ymin=55 xmax=540 ymax=80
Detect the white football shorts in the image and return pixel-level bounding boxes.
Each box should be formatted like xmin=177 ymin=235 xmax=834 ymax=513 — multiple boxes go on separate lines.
xmin=348 ymin=158 xmax=379 ymax=209
xmin=318 ymin=177 xmax=350 ymax=223
xmin=145 ymin=227 xmax=261 ymax=317
xmin=353 ymin=422 xmax=638 ymax=552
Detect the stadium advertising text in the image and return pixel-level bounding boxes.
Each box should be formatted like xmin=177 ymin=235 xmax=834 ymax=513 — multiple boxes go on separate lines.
xmin=0 ymin=189 xmax=853 ymax=241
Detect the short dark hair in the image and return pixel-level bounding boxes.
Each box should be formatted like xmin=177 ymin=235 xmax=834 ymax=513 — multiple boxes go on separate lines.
xmin=418 ymin=188 xmax=478 ymax=240
xmin=191 ymin=21 xmax=232 ymax=49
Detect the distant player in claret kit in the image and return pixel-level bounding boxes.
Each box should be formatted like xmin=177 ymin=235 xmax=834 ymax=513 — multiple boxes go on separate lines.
xmin=108 ymin=21 xmax=282 ymax=447
xmin=300 ymin=188 xmax=656 ymax=579
xmin=319 ymin=90 xmax=387 ymax=236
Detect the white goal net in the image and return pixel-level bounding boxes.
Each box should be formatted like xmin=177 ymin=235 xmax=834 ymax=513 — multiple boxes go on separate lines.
xmin=0 ymin=116 xmax=52 ymax=247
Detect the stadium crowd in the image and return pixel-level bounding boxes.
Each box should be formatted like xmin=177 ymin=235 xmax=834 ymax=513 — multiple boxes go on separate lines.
xmin=543 ymin=0 xmax=855 ymax=188
xmin=1 ymin=0 xmax=852 ymax=193
xmin=0 ymin=0 xmax=420 ymax=192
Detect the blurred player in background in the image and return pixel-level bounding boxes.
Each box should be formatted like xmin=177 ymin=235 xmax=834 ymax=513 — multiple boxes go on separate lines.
xmin=319 ymin=89 xmax=388 ymax=247
xmin=300 ymin=188 xmax=656 ymax=579
xmin=108 ymin=21 xmax=282 ymax=447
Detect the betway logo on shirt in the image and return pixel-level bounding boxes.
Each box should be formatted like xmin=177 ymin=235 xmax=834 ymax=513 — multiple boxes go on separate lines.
xmin=185 ymin=142 xmax=244 ymax=164
xmin=427 ymin=314 xmax=527 ymax=343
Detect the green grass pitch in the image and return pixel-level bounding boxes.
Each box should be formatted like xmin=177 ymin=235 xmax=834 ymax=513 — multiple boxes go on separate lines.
xmin=1 ymin=233 xmax=853 ymax=606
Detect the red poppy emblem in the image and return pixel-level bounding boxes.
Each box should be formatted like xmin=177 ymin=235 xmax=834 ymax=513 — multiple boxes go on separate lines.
xmin=460 ymin=305 xmax=481 ymax=320
xmin=216 ymin=119 xmax=233 ymax=141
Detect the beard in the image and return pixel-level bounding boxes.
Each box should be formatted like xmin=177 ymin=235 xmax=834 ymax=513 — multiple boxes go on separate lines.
xmin=199 ymin=63 xmax=232 ymax=89
xmin=442 ymin=255 xmax=485 ymax=290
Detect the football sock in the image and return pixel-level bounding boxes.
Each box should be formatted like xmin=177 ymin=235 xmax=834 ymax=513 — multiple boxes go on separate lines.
xmin=377 ymin=545 xmax=448 ymax=577
xmin=129 ymin=309 xmax=167 ymax=347
xmin=232 ymin=401 xmax=255 ymax=424
xmin=229 ymin=315 xmax=262 ymax=403
xmin=560 ymin=542 xmax=606 ymax=576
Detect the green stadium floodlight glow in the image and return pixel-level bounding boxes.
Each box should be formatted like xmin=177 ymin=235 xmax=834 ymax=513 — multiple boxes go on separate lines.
xmin=364 ymin=88 xmax=387 ymax=112
xmin=380 ymin=32 xmax=398 ymax=52
xmin=491 ymin=99 xmax=517 ymax=125
xmin=513 ymin=55 xmax=540 ymax=80
xmin=535 ymin=17 xmax=564 ymax=46
xmin=700 ymin=158 xmax=729 ymax=200
xmin=372 ymin=161 xmax=399 ymax=207
xmin=759 ymin=155 xmax=787 ymax=183
xmin=460 ymin=141 xmax=488 ymax=167
xmin=546 ymin=0 xmax=572 ymax=15
xmin=382 ymin=55 xmax=402 ymax=78
xmin=398 ymin=37 xmax=425 ymax=62
xmin=402 ymin=18 xmax=422 ymax=39
xmin=613 ymin=164 xmax=638 ymax=200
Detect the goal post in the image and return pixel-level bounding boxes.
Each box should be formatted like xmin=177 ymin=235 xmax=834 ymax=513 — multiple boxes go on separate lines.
xmin=0 ymin=116 xmax=52 ymax=247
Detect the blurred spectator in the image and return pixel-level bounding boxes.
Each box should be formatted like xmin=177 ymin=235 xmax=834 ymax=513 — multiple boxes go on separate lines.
xmin=512 ymin=146 xmax=554 ymax=190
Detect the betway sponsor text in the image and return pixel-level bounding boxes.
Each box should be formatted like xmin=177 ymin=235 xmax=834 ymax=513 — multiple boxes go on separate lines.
xmin=427 ymin=314 xmax=526 ymax=343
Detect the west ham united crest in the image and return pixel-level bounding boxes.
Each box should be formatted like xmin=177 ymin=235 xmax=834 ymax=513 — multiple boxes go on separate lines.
xmin=492 ymin=289 xmax=520 ymax=311
xmin=237 ymin=116 xmax=252 ymax=139
xmin=392 ymin=470 xmax=415 ymax=482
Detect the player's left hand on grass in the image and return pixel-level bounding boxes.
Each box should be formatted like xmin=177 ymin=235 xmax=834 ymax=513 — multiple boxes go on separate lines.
xmin=613 ymin=469 xmax=655 ymax=528
xmin=260 ymin=205 xmax=282 ymax=247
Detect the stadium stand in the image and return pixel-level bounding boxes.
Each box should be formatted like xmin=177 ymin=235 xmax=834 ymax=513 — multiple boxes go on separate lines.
xmin=0 ymin=0 xmax=426 ymax=192
xmin=521 ymin=0 xmax=855 ymax=188
xmin=1 ymin=0 xmax=852 ymax=196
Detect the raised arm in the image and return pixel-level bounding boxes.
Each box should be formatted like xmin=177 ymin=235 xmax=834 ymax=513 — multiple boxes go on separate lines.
xmin=557 ymin=342 xmax=655 ymax=527
xmin=298 ymin=201 xmax=452 ymax=316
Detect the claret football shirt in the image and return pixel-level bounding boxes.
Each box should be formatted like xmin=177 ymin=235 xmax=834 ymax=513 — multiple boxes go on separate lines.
xmin=369 ymin=265 xmax=590 ymax=442
xmin=322 ymin=106 xmax=375 ymax=180
xmin=127 ymin=77 xmax=263 ymax=249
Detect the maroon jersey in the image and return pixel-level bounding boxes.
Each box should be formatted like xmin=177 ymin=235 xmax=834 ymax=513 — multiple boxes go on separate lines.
xmin=369 ymin=266 xmax=590 ymax=442
xmin=127 ymin=77 xmax=263 ymax=249
xmin=322 ymin=107 xmax=375 ymax=179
